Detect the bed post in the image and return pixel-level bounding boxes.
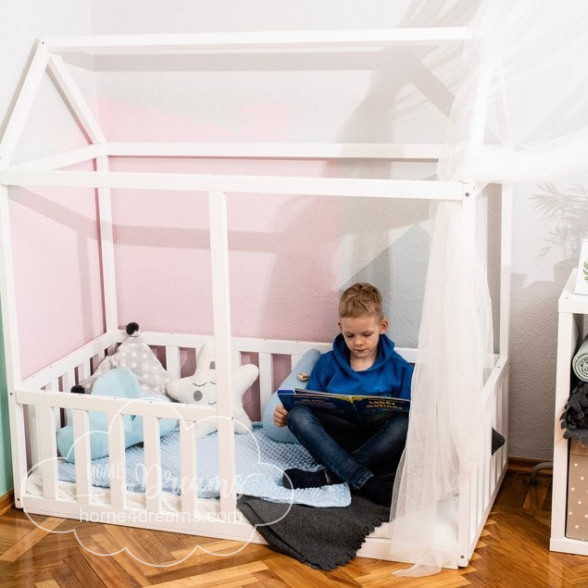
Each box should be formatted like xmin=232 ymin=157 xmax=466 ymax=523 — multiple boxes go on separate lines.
xmin=208 ymin=190 xmax=237 ymax=514
xmin=0 ymin=42 xmax=54 ymax=510
xmin=0 ymin=182 xmax=28 ymax=509
xmin=95 ymin=156 xmax=119 ymax=337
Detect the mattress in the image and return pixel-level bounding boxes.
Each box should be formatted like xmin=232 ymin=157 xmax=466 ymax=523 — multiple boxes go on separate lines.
xmin=54 ymin=423 xmax=351 ymax=508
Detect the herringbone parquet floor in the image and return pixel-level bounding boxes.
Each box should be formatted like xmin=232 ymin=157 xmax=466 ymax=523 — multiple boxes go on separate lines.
xmin=0 ymin=470 xmax=586 ymax=587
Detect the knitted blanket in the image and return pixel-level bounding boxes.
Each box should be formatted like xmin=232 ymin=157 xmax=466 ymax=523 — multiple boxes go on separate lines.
xmin=237 ymin=493 xmax=389 ymax=570
xmin=561 ymin=381 xmax=588 ymax=443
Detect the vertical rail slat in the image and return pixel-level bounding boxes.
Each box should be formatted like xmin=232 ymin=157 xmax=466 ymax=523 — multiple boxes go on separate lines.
xmin=165 ymin=346 xmax=181 ymax=379
xmin=28 ymin=404 xmax=41 ymax=475
xmin=77 ymin=360 xmax=91 ymax=385
xmin=93 ymin=351 xmax=105 ymax=371
xmin=143 ymin=415 xmax=162 ymax=512
xmin=180 ymin=419 xmax=198 ymax=515
xmin=61 ymin=370 xmax=75 ymax=394
xmin=46 ymin=380 xmax=62 ymax=430
xmin=61 ymin=371 xmax=76 ymax=426
xmin=72 ymin=409 xmax=92 ymax=503
xmin=108 ymin=413 xmax=127 ymax=509
xmin=38 ymin=405 xmax=58 ymax=499
xmin=258 ymin=352 xmax=273 ymax=409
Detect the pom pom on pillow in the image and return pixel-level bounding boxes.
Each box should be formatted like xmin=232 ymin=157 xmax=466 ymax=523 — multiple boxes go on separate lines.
xmin=262 ymin=348 xmax=322 ymax=443
xmin=166 ymin=341 xmax=259 ymax=437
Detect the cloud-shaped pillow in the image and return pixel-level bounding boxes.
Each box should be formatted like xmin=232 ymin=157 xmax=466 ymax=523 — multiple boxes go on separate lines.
xmin=166 ymin=341 xmax=259 ymax=437
xmin=57 ymin=367 xmax=177 ymax=463
xmin=262 ymin=348 xmax=322 ymax=443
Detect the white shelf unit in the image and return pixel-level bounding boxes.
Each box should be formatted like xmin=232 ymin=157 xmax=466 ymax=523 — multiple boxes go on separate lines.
xmin=551 ymin=269 xmax=588 ymax=555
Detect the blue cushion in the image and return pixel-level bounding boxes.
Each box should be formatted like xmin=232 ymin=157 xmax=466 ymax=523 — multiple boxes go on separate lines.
xmin=57 ymin=367 xmax=177 ymax=463
xmin=262 ymin=348 xmax=321 ymax=443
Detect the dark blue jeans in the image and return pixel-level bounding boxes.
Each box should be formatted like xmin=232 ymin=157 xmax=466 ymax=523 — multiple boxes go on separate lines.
xmin=286 ymin=405 xmax=409 ymax=490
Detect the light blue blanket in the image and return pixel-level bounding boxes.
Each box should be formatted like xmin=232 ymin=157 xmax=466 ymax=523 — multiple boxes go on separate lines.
xmin=573 ymin=334 xmax=588 ymax=382
xmin=57 ymin=424 xmax=350 ymax=508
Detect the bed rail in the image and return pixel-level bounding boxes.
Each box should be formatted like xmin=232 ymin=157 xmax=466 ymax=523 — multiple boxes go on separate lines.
xmin=457 ymin=356 xmax=509 ymax=566
xmin=12 ymin=329 xmax=507 ymax=567
xmin=14 ymin=334 xmax=418 ymax=504
xmin=12 ymin=335 xmax=340 ymax=518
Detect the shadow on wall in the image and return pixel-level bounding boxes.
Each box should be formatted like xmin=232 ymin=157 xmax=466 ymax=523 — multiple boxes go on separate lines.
xmin=509 ymin=181 xmax=588 ymax=459
xmin=509 ymin=269 xmax=566 ymax=460
xmin=9 ymin=187 xmax=104 ymax=376
xmin=532 ymin=181 xmax=588 ymax=264
xmin=342 ymin=224 xmax=430 ymax=349
xmin=309 ymin=0 xmax=479 ymax=348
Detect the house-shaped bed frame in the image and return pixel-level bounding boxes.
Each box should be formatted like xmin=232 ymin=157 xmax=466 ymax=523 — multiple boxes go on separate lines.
xmin=0 ymin=28 xmax=510 ymax=569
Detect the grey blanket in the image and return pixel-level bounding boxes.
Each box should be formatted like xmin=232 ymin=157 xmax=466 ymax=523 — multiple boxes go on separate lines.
xmin=237 ymin=494 xmax=390 ymax=570
xmin=561 ymin=381 xmax=588 ymax=443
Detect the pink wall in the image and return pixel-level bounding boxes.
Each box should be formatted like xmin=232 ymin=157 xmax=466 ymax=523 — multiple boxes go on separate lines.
xmin=10 ymin=96 xmax=345 ymax=376
xmin=11 ymin=182 xmax=104 ymax=376
xmin=101 ymin=96 xmax=344 ymax=342
xmin=109 ymin=157 xmax=342 ymax=341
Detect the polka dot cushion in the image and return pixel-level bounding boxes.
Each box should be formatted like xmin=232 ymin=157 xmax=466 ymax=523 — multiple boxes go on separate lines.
xmin=84 ymin=334 xmax=170 ymax=396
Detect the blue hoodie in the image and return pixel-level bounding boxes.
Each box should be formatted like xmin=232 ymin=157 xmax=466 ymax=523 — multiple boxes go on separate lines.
xmin=306 ymin=333 xmax=412 ymax=400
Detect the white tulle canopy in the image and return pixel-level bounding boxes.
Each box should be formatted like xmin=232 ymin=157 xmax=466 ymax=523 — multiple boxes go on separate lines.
xmin=391 ymin=0 xmax=588 ymax=575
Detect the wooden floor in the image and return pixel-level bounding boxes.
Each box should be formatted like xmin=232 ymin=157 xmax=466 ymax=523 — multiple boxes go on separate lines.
xmin=0 ymin=470 xmax=586 ymax=587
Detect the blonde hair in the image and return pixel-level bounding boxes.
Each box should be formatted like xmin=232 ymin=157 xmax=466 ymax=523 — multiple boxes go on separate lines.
xmin=338 ymin=282 xmax=384 ymax=320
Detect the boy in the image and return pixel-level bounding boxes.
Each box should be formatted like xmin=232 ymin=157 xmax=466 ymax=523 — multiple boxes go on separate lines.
xmin=273 ymin=282 xmax=412 ymax=506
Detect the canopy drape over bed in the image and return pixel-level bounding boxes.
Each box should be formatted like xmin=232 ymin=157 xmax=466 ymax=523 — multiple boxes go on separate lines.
xmin=392 ymin=0 xmax=588 ymax=575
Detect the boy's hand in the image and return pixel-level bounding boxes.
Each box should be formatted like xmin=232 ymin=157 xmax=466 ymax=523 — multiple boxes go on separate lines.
xmin=273 ymin=405 xmax=288 ymax=427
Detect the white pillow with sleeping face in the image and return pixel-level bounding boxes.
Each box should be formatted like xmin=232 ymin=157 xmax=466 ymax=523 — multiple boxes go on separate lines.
xmin=166 ymin=341 xmax=259 ymax=437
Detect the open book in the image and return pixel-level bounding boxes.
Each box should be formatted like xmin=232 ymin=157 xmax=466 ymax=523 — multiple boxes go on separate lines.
xmin=277 ymin=388 xmax=410 ymax=428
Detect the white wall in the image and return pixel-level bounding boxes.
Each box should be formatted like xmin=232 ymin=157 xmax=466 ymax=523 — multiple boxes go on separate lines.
xmin=0 ymin=1 xmax=93 ymax=144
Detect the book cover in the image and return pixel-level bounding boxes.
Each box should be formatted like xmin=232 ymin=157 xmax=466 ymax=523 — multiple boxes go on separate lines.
xmin=277 ymin=388 xmax=410 ymax=427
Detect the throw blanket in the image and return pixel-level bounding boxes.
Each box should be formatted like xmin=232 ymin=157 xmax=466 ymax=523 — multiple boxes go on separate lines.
xmin=237 ymin=493 xmax=390 ymax=570
xmin=57 ymin=424 xmax=350 ymax=508
xmin=561 ymin=381 xmax=588 ymax=443
xmin=573 ymin=335 xmax=588 ymax=382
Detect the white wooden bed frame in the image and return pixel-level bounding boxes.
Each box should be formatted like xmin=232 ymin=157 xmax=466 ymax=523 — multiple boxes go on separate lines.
xmin=0 ymin=28 xmax=510 ymax=568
